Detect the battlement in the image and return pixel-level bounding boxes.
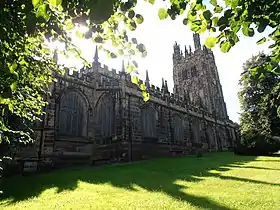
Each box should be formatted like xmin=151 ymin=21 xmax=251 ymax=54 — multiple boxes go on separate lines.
xmin=122 ymin=72 xmax=217 ymax=116
xmin=58 ymin=46 xmax=219 ymax=121
xmin=173 ymin=43 xmax=212 ymax=62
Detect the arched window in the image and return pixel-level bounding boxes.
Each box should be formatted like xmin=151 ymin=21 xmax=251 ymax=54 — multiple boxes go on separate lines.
xmin=58 ymin=91 xmax=87 ymax=137
xmin=99 ymin=95 xmax=115 ymax=139
xmin=191 ymin=119 xmax=199 ymax=143
xmin=141 ymin=106 xmax=156 ymax=138
xmin=191 ymin=66 xmax=197 ymax=77
xmin=172 ymin=115 xmax=184 ymax=143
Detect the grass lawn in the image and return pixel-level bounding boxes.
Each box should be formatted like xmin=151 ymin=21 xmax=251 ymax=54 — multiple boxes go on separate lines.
xmin=1 ymin=152 xmax=279 ymax=210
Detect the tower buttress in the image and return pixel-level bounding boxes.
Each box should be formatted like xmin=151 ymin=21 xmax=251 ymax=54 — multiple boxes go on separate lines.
xmin=193 ymin=33 xmax=201 ymax=51
xmin=184 ymin=45 xmax=188 ymax=56
xmin=165 ymin=80 xmax=169 ymax=93
xmin=94 ymin=45 xmax=99 ymax=63
xmin=173 ymin=42 xmax=181 ymax=61
xmin=121 ymin=60 xmax=125 ymax=72
xmin=161 ymin=78 xmax=165 ymax=89
xmin=145 ymin=70 xmax=150 ymax=88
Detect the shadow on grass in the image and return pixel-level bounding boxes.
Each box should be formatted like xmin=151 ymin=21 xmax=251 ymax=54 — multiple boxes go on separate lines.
xmin=1 ymin=152 xmax=279 ymax=209
xmin=223 ymin=165 xmax=280 ymax=171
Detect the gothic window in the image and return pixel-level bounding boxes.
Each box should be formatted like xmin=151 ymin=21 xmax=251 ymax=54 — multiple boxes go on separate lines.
xmin=182 ymin=70 xmax=187 ymax=79
xmin=172 ymin=115 xmax=184 ymax=143
xmin=191 ymin=66 xmax=197 ymax=77
xmin=178 ymin=72 xmax=181 ymax=78
xmin=141 ymin=105 xmax=156 ymax=138
xmin=191 ymin=119 xmax=199 ymax=143
xmin=202 ymin=62 xmax=207 ymax=71
xmin=58 ymin=91 xmax=87 ymax=137
xmin=99 ymin=95 xmax=115 ymax=139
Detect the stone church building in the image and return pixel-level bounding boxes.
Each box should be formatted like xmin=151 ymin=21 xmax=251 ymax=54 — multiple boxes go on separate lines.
xmin=20 ymin=33 xmax=238 ymax=165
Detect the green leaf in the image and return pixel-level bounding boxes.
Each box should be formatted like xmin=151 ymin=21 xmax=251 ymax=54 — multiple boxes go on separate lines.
xmin=131 ymin=38 xmax=137 ymax=44
xmin=10 ymin=82 xmax=17 ymax=91
xmin=136 ymin=43 xmax=146 ymax=53
xmin=129 ymin=49 xmax=135 ymax=55
xmin=131 ymin=76 xmax=139 ymax=85
xmin=225 ymin=0 xmax=231 ymax=6
xmin=118 ymin=49 xmax=124 ymax=55
xmin=128 ymin=10 xmax=135 ymax=19
xmin=214 ymin=5 xmax=223 ymax=13
xmin=205 ymin=36 xmax=217 ymax=48
xmin=231 ymin=0 xmax=239 ymax=9
xmin=136 ymin=14 xmax=144 ymax=24
xmin=8 ymin=63 xmax=18 ymax=73
xmin=232 ymin=24 xmax=241 ymax=33
xmin=158 ymin=8 xmax=168 ymax=20
xmin=66 ymin=20 xmax=75 ymax=30
xmin=203 ymin=10 xmax=212 ymax=20
xmin=110 ymin=52 xmax=117 ymax=58
xmin=76 ymin=30 xmax=85 ymax=38
xmin=257 ymin=19 xmax=269 ymax=33
xmin=220 ymin=41 xmax=232 ymax=53
xmin=193 ymin=3 xmax=202 ymax=11
xmin=148 ymin=0 xmax=155 ymax=4
xmin=36 ymin=4 xmax=50 ymax=21
xmin=127 ymin=21 xmax=137 ymax=31
xmin=224 ymin=9 xmax=233 ymax=18
xmin=32 ymin=0 xmax=40 ymax=7
xmin=140 ymin=84 xmax=147 ymax=91
xmin=142 ymin=91 xmax=150 ymax=102
xmin=217 ymin=17 xmax=228 ymax=27
xmin=47 ymin=0 xmax=62 ymax=7
xmin=210 ymin=0 xmax=217 ymax=6
xmin=256 ymin=37 xmax=267 ymax=45
xmin=212 ymin=17 xmax=219 ymax=26
xmin=242 ymin=26 xmax=254 ymax=37
xmin=191 ymin=23 xmax=200 ymax=32
xmin=0 ymin=96 xmax=6 ymax=104
xmin=93 ymin=36 xmax=103 ymax=43
xmin=187 ymin=11 xmax=196 ymax=21
xmin=126 ymin=65 xmax=135 ymax=73
xmin=199 ymin=22 xmax=207 ymax=33
xmin=183 ymin=18 xmax=188 ymax=25
xmin=210 ymin=27 xmax=216 ymax=32
xmin=112 ymin=40 xmax=118 ymax=47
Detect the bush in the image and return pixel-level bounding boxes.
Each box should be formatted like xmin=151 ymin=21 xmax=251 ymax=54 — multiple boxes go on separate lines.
xmin=234 ymin=133 xmax=280 ymax=156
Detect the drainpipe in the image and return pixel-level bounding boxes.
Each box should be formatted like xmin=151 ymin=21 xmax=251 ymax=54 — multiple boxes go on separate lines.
xmin=128 ymin=94 xmax=132 ymax=162
xmin=202 ymin=109 xmax=209 ymax=150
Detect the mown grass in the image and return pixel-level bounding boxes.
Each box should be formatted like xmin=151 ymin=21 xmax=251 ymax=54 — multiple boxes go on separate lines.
xmin=1 ymin=152 xmax=279 ymax=210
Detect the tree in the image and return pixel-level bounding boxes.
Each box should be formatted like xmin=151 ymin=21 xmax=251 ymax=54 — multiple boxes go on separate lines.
xmin=237 ymin=52 xmax=280 ymax=155
xmin=157 ymin=0 xmax=280 ymax=76
xmin=0 ymin=0 xmax=149 ymax=146
xmin=1 ymin=0 xmax=280 ymax=146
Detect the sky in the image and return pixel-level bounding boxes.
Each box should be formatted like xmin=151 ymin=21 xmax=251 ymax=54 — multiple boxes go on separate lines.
xmin=56 ymin=0 xmax=273 ymax=123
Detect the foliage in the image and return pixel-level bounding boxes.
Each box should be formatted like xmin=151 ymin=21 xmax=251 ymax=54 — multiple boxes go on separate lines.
xmin=1 ymin=0 xmax=280 ymax=145
xmin=235 ymin=133 xmax=280 ymax=156
xmin=239 ymin=53 xmax=280 ymax=135
xmin=236 ymin=52 xmax=280 ymax=155
xmin=0 ymin=0 xmax=60 ymax=145
xmin=0 ymin=0 xmax=149 ymax=145
xmin=153 ymin=0 xmax=280 ymax=78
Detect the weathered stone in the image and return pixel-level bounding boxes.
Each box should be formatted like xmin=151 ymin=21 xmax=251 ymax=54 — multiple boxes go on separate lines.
xmin=15 ymin=33 xmax=238 ymax=166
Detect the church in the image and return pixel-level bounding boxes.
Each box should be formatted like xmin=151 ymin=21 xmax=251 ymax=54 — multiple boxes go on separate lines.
xmin=19 ymin=33 xmax=238 ymax=166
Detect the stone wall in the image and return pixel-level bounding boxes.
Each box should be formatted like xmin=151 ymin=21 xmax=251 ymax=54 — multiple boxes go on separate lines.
xmin=12 ymin=44 xmax=238 ymax=169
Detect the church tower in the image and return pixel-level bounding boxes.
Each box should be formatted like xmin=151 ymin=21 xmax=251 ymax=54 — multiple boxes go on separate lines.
xmin=173 ymin=33 xmax=228 ymax=120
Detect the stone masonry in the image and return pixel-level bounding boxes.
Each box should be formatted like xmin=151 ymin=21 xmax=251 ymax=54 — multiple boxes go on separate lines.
xmin=18 ymin=33 xmax=238 ymax=165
